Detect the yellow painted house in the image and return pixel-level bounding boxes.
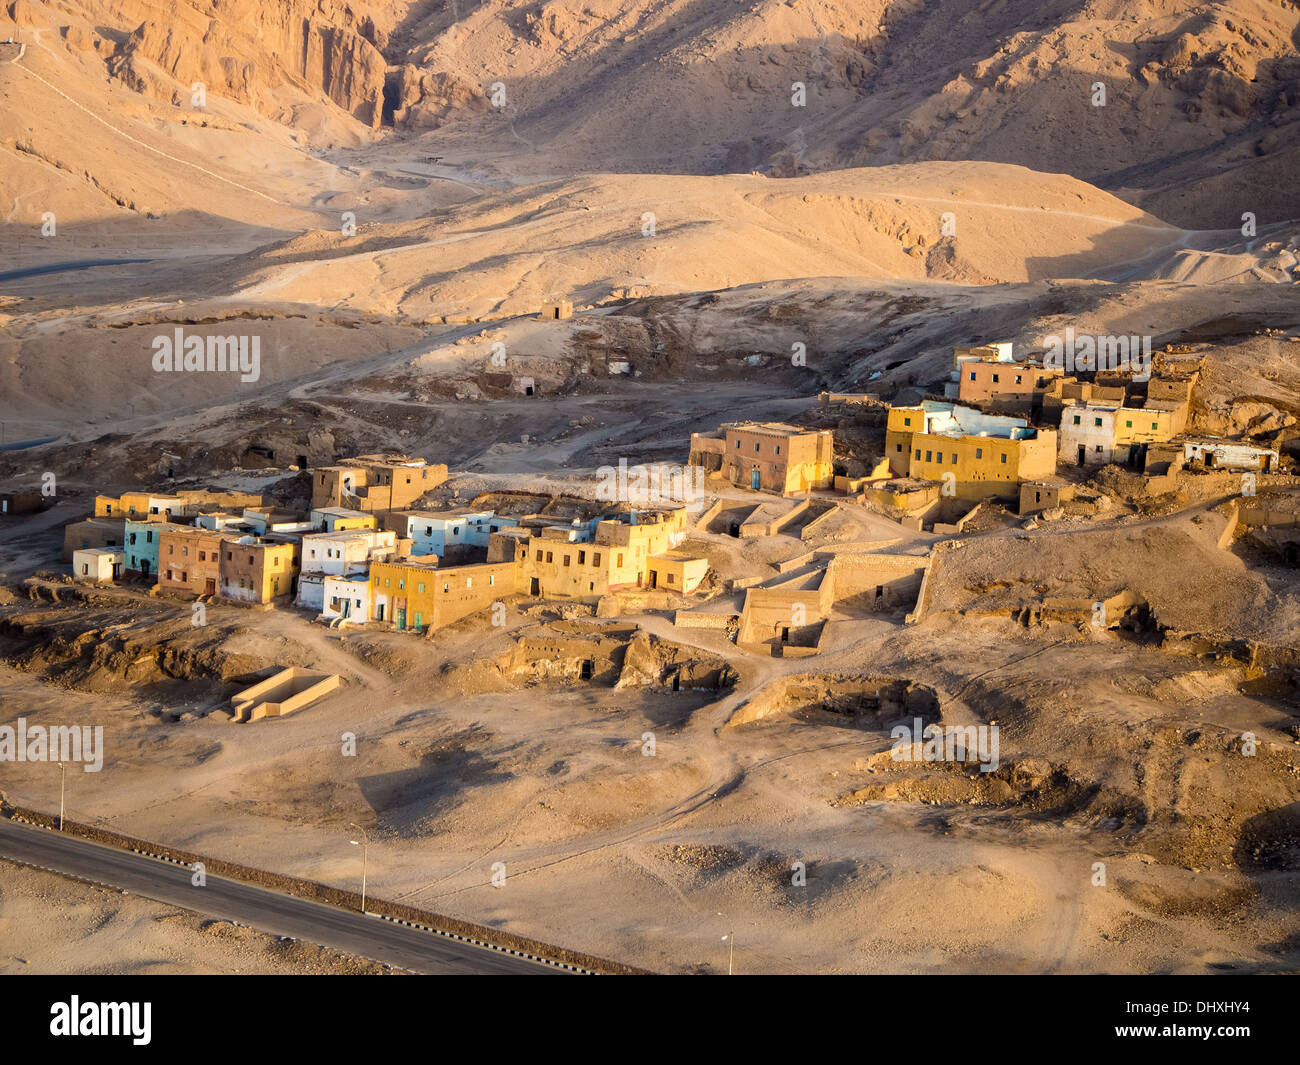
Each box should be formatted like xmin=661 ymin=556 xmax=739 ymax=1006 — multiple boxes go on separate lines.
xmin=886 ymin=402 xmax=1057 ymax=499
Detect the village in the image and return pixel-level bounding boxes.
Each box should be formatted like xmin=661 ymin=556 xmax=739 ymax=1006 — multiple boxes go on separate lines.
xmin=29 ymin=337 xmax=1294 ymax=672
xmin=4 ymin=326 xmax=1299 ymax=976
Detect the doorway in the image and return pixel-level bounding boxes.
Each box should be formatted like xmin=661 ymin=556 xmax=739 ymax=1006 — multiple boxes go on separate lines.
xmin=530 ymin=577 xmax=540 ymax=596
xmin=1077 ymin=445 xmax=1086 ymax=467
xmin=751 ymin=468 xmax=761 ymax=490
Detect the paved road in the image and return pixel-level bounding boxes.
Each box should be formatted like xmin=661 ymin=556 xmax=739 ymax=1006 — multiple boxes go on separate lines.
xmin=0 ymin=819 xmax=560 ymax=975
xmin=0 ymin=259 xmax=152 ymax=283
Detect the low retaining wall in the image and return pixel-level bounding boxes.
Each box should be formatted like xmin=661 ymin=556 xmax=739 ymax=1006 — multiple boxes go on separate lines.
xmin=0 ymin=802 xmax=646 ymax=975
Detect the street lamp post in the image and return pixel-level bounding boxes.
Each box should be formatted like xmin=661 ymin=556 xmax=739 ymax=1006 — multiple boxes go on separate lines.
xmin=348 ymin=824 xmax=369 ymax=913
xmin=716 ymin=912 xmax=734 ymax=976
xmin=57 ymin=762 xmax=66 ymax=831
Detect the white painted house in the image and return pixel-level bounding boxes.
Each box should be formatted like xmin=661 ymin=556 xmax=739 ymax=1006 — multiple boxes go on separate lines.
xmin=322 ymin=574 xmax=371 ymax=622
xmin=73 ymin=547 xmax=124 ymax=582
xmin=404 ymin=510 xmax=516 ymax=557
xmin=296 ymin=529 xmax=397 ymax=611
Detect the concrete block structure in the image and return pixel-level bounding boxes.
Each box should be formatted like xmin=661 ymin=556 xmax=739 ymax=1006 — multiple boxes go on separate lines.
xmin=689 ymin=422 xmax=835 ymax=495
xmin=230 ymin=668 xmax=341 ymax=723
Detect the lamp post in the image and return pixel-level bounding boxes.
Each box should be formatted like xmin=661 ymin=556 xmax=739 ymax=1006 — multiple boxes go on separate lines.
xmin=348 ymin=824 xmax=369 ymax=913
xmin=717 ymin=912 xmax=734 ymax=976
xmin=57 ymin=762 xmax=66 ymax=831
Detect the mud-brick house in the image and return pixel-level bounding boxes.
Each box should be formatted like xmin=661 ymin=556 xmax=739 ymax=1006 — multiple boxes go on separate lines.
xmin=0 ymin=490 xmax=50 ymax=517
xmin=369 ymin=558 xmax=518 ymax=632
xmin=219 ymin=536 xmax=299 ymax=604
xmin=126 ymin=518 xmax=192 ymax=579
xmin=157 ymin=525 xmax=225 ymax=597
xmin=309 ymin=507 xmax=377 ymax=533
xmin=885 ymin=401 xmax=1057 ymax=500
xmin=310 ymin=455 xmax=448 ymax=513
xmin=690 ymin=422 xmax=835 ymax=495
xmin=62 ymin=517 xmax=125 ymax=562
xmin=93 ymin=492 xmax=184 ymax=520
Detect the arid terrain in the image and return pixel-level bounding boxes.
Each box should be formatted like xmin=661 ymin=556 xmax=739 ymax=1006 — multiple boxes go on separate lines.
xmin=0 ymin=0 xmax=1298 ymax=975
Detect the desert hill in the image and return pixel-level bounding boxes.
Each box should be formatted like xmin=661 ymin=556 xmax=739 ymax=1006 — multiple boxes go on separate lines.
xmin=3 ymin=0 xmax=1298 ymax=232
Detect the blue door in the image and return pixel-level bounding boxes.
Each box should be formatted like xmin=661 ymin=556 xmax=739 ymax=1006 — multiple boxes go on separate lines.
xmin=751 ymin=468 xmax=761 ymax=490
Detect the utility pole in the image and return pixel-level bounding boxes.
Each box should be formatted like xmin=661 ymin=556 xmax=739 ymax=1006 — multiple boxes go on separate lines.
xmin=349 ymin=824 xmax=369 ymax=913
xmin=57 ymin=762 xmax=66 ymax=830
xmin=716 ymin=912 xmax=734 ymax=975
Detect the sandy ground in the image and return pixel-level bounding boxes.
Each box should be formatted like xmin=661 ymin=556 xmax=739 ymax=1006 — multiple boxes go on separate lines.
xmin=0 ymin=859 xmax=392 ymax=975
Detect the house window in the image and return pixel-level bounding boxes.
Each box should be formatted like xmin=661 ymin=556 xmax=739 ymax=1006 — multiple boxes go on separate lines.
xmin=667 ymin=573 xmax=675 ymax=584
xmin=466 ymin=577 xmax=473 ymax=589
xmin=951 ymin=454 xmax=957 ymax=463
xmin=489 ymin=575 xmax=495 ymax=586
xmin=925 ymin=451 xmax=932 ymax=462
xmin=147 ymin=531 xmax=153 ymax=543
xmin=992 ymin=373 xmax=999 ymax=383
xmin=774 ymin=445 xmax=781 ymax=455
xmin=896 ymin=443 xmax=903 ymax=452
xmin=578 ymin=550 xmax=586 ymax=564
xmin=546 ymin=551 xmax=553 ymax=563
xmin=1000 ymin=454 xmax=1008 ymax=464
xmin=904 ymin=417 xmax=912 ymax=426
xmin=1151 ymin=422 xmax=1158 ymax=430
xmin=1094 ymin=417 xmax=1102 ymax=427
xmin=976 ymin=448 xmax=983 ymax=459
xmin=1125 ymin=420 xmax=1133 ymax=428
xmin=168 ymin=545 xmax=174 ymax=555
xmin=418 ymin=582 xmax=425 ymax=593
xmin=443 ymin=582 xmax=449 ymax=593
xmin=968 ymin=372 xmax=976 ymax=381
xmin=734 ymin=440 xmax=740 ymax=448
xmin=1073 ymin=415 xmax=1081 ymax=425
xmin=563 ymin=555 xmax=571 ymax=567
xmin=617 ymin=553 xmax=624 ymax=567
xmin=1015 ymin=375 xmax=1022 ymax=384
xmin=129 ymin=533 xmax=137 ymax=545
xmin=754 ymin=442 xmax=760 ymax=452
xmin=594 ymin=553 xmax=601 ymax=566
xmin=535 ymin=551 xmax=542 ymax=562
